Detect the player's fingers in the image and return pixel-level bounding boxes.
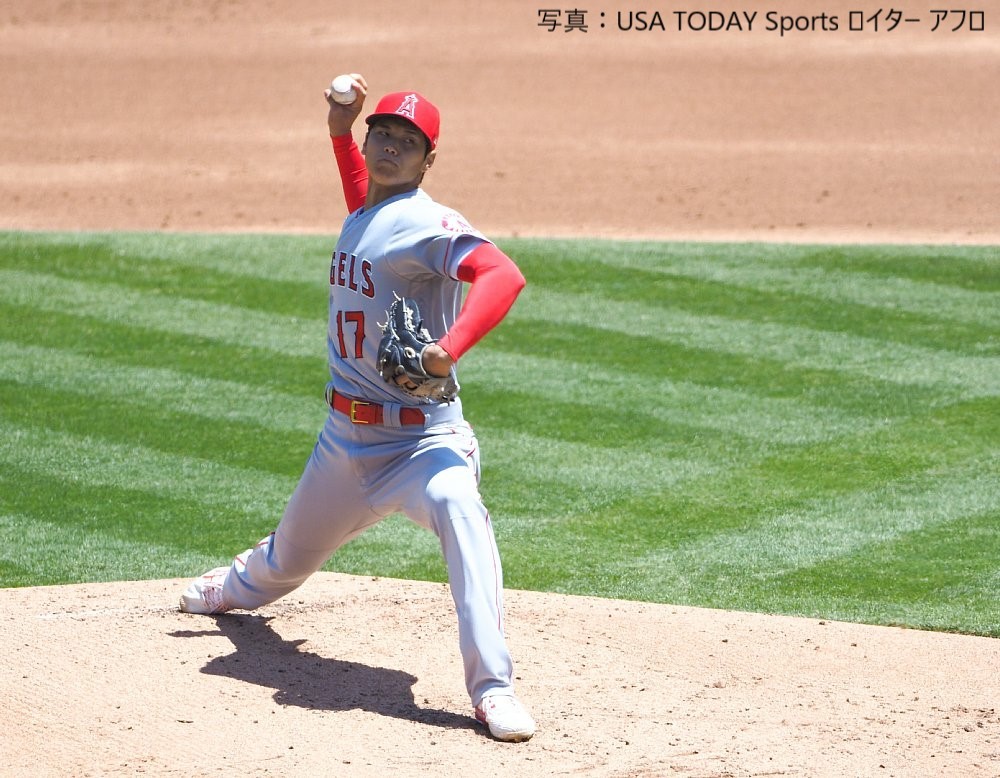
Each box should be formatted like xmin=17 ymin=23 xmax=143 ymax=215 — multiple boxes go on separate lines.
xmin=349 ymin=73 xmax=368 ymax=93
xmin=392 ymin=372 xmax=418 ymax=391
xmin=345 ymin=75 xmax=368 ymax=107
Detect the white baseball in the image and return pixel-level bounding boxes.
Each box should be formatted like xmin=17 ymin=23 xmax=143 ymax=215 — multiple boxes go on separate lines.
xmin=330 ymin=74 xmax=357 ymax=105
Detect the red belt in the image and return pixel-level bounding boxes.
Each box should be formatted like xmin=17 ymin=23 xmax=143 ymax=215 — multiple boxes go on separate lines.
xmin=329 ymin=390 xmax=425 ymax=426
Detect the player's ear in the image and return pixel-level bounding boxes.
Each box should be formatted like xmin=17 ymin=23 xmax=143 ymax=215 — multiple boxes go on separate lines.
xmin=361 ymin=129 xmax=371 ymax=155
xmin=423 ymin=149 xmax=436 ymax=172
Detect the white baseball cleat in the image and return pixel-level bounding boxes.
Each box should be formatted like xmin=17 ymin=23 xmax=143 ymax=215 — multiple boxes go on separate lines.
xmin=178 ymin=566 xmax=231 ymax=614
xmin=474 ymin=694 xmax=536 ymax=742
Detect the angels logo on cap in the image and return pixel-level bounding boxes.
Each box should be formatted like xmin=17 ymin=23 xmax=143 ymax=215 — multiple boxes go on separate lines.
xmin=366 ymin=90 xmax=440 ymax=150
xmin=394 ymin=94 xmax=418 ymax=120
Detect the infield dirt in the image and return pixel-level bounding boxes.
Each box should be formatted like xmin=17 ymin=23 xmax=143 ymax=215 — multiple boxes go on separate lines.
xmin=1 ymin=1 xmax=997 ymax=776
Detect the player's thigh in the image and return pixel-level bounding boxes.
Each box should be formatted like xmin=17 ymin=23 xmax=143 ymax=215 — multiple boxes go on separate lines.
xmin=277 ymin=419 xmax=382 ymax=552
xmin=401 ymin=424 xmax=485 ymax=530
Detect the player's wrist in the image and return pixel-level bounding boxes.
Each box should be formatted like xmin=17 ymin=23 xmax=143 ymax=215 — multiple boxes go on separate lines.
xmin=435 ymin=334 xmax=460 ymax=362
xmin=421 ymin=343 xmax=455 ymax=377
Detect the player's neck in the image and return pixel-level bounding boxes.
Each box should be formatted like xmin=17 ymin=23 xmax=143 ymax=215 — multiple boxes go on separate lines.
xmin=365 ymin=181 xmax=420 ymax=209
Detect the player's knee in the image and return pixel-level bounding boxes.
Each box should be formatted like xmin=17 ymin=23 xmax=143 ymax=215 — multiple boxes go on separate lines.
xmin=424 ymin=468 xmax=479 ymax=514
xmin=245 ymin=533 xmax=326 ymax=587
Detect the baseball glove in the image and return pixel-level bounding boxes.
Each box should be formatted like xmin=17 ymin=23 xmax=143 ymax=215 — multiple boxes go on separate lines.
xmin=377 ymin=296 xmax=459 ymax=403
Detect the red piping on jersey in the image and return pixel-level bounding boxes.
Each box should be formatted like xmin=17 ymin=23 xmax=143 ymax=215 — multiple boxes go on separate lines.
xmin=485 ymin=511 xmax=504 ymax=632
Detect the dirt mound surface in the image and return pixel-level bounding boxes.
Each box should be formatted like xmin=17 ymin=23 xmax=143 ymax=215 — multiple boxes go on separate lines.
xmin=2 ymin=574 xmax=998 ymax=777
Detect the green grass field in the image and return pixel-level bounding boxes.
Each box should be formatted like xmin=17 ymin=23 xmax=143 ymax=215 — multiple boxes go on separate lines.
xmin=1 ymin=231 xmax=997 ymax=636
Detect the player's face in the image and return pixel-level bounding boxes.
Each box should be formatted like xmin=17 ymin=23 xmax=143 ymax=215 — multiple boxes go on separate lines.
xmin=363 ymin=119 xmax=435 ymax=189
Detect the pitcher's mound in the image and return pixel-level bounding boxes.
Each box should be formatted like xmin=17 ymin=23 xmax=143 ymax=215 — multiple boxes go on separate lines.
xmin=2 ymin=573 xmax=997 ymax=776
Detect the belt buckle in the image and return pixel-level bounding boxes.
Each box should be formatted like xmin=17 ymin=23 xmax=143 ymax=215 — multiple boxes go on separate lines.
xmin=349 ymin=400 xmax=372 ymax=424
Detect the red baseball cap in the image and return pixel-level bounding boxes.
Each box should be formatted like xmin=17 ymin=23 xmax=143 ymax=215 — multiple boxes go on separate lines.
xmin=365 ymin=91 xmax=440 ymax=150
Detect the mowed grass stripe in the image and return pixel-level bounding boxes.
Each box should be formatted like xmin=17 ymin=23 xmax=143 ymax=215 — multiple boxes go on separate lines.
xmin=506 ymin=239 xmax=1000 ymax=329
xmin=678 ymin=261 xmax=997 ymax=333
xmin=0 ymin=269 xmax=325 ymax=357
xmin=467 ymin=382 xmax=775 ymax=465
xmin=503 ymin=239 xmax=1000 ymax=293
xmin=462 ymin=350 xmax=878 ymax=444
xmin=2 ymin=233 xmax=326 ymax=316
xmin=0 ymin=421 xmax=296 ymax=519
xmin=0 ymin=512 xmax=225 ymax=587
xmin=0 ymin=340 xmax=326 ymax=435
xmin=0 ymin=301 xmax=326 ymax=397
xmin=10 ymin=232 xmax=994 ymax=293
xmin=698 ymin=265 xmax=999 ymax=330
xmin=508 ymin=287 xmax=1000 ymax=398
xmin=516 ymin=395 xmax=999 ymax=590
xmin=0 ymin=465 xmax=268 ymax=573
xmin=624 ymin=455 xmax=1000 ymax=604
xmin=510 ymin=250 xmax=996 ymax=357
xmin=484 ymin=319 xmax=948 ymax=419
xmin=0 ymin=230 xmax=335 ymax=284
xmin=0 ymin=379 xmax=313 ymax=477
xmin=477 ymin=428 xmax=720 ymax=514
xmin=788 ymin=244 xmax=1000 ymax=291
xmin=763 ymin=510 xmax=1000 ymax=634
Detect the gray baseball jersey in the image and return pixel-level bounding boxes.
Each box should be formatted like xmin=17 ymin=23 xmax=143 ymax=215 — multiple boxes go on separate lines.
xmin=328 ymin=188 xmax=487 ymax=403
xmin=219 ymin=187 xmax=518 ymax=706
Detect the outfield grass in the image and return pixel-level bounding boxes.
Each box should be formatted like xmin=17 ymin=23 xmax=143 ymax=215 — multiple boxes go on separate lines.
xmin=1 ymin=231 xmax=997 ymax=636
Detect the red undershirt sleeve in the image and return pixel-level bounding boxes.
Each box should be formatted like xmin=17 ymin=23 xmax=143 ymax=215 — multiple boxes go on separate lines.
xmin=331 ymin=133 xmax=368 ymax=213
xmin=437 ymin=242 xmax=526 ymax=361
